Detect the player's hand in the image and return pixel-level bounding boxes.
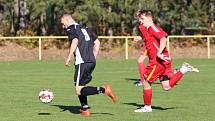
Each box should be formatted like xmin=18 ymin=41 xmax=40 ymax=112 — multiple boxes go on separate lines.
xmin=133 ymin=37 xmax=139 ymax=46
xmin=133 ymin=37 xmax=141 ymax=47
xmin=65 ymin=57 xmax=71 ymax=67
xmin=157 ymin=53 xmax=171 ymax=62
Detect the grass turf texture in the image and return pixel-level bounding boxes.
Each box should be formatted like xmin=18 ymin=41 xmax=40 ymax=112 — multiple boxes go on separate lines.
xmin=0 ymin=59 xmax=214 ymax=121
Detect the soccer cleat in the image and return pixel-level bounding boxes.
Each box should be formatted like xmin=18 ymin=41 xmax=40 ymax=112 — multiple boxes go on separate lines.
xmin=182 ymin=62 xmax=199 ymax=72
xmin=80 ymin=109 xmax=90 ymax=116
xmin=134 ymin=106 xmax=152 ymax=113
xmin=102 ymin=84 xmax=117 ymax=103
xmin=135 ymin=80 xmax=143 ymax=86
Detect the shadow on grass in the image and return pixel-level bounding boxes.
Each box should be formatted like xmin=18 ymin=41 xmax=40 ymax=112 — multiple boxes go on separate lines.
xmin=52 ymin=105 xmax=80 ymax=114
xmin=123 ymin=102 xmax=176 ymax=111
xmin=38 ymin=113 xmax=51 ymax=115
xmin=91 ymin=113 xmax=114 ymax=115
xmin=52 ymin=105 xmax=114 ymax=115
xmin=125 ymin=78 xmax=161 ymax=84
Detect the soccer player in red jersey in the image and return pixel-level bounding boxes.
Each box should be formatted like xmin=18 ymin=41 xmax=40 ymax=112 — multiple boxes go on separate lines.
xmin=134 ymin=10 xmax=199 ymax=112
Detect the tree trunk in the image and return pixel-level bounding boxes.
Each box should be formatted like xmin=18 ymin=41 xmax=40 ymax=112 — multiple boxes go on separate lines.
xmin=121 ymin=21 xmax=125 ymax=35
xmin=108 ymin=5 xmax=113 ymax=37
xmin=19 ymin=0 xmax=28 ymax=28
xmin=180 ymin=0 xmax=187 ymax=35
xmin=13 ymin=0 xmax=19 ymax=17
xmin=208 ymin=0 xmax=215 ymax=34
xmin=40 ymin=12 xmax=46 ymax=35
xmin=10 ymin=9 xmax=15 ymax=35
xmin=0 ymin=3 xmax=4 ymax=20
xmin=13 ymin=0 xmax=19 ymax=34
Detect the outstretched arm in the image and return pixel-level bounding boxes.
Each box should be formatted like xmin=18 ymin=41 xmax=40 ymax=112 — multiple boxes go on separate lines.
xmin=65 ymin=38 xmax=78 ymax=66
xmin=93 ymin=39 xmax=100 ymax=59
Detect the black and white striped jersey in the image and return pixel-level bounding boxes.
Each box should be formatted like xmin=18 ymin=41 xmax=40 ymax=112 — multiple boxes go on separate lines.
xmin=66 ymin=23 xmax=97 ymax=65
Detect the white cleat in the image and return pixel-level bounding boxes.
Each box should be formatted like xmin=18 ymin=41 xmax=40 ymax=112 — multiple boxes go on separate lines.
xmin=134 ymin=106 xmax=152 ymax=113
xmin=182 ymin=62 xmax=199 ymax=72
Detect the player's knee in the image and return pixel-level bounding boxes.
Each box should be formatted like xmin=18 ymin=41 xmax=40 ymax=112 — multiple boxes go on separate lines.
xmin=75 ymin=89 xmax=80 ymax=95
xmin=138 ymin=58 xmax=142 ymax=63
xmin=142 ymin=81 xmax=151 ymax=89
xmin=75 ymin=86 xmax=83 ymax=95
xmin=138 ymin=57 xmax=144 ymax=63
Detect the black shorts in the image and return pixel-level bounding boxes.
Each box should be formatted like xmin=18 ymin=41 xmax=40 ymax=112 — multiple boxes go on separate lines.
xmin=74 ymin=62 xmax=96 ymax=86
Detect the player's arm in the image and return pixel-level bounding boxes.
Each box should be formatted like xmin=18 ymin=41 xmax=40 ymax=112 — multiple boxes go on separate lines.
xmin=93 ymin=39 xmax=100 ymax=59
xmin=90 ymin=30 xmax=100 ymax=59
xmin=147 ymin=25 xmax=170 ymax=61
xmin=65 ymin=38 xmax=78 ymax=66
xmin=65 ymin=27 xmax=79 ymax=66
xmin=157 ymin=37 xmax=167 ymax=55
xmin=156 ymin=37 xmax=170 ymax=61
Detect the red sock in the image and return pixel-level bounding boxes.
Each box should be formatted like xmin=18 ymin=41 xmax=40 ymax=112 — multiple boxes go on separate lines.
xmin=143 ymin=88 xmax=152 ymax=106
xmin=169 ymin=71 xmax=184 ymax=88
xmin=138 ymin=62 xmax=145 ymax=81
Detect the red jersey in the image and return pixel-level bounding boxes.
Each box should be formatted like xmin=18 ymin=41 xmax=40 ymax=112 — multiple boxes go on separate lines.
xmin=138 ymin=23 xmax=174 ymax=82
xmin=139 ymin=24 xmax=168 ymax=60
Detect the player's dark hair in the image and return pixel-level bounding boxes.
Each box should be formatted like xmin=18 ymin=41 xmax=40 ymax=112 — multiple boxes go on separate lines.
xmin=137 ymin=10 xmax=153 ymax=18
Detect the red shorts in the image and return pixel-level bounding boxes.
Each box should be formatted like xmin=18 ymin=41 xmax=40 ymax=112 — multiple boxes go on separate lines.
xmin=143 ymin=54 xmax=174 ymax=82
xmin=144 ymin=62 xmax=165 ymax=82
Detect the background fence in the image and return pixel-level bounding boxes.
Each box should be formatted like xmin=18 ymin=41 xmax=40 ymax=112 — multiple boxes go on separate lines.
xmin=0 ymin=35 xmax=215 ymax=60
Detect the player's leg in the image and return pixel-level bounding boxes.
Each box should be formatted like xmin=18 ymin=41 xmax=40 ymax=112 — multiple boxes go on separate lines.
xmin=74 ymin=64 xmax=91 ymax=116
xmin=136 ymin=49 xmax=147 ymax=86
xmin=161 ymin=62 xmax=199 ymax=90
xmin=74 ymin=63 xmax=104 ymax=116
xmin=134 ymin=63 xmax=164 ymax=113
xmin=138 ymin=49 xmax=147 ymax=81
xmin=134 ymin=80 xmax=152 ymax=112
xmin=142 ymin=80 xmax=152 ymax=111
xmin=136 ymin=55 xmax=146 ymax=86
xmin=75 ymin=63 xmax=117 ymax=116
xmin=75 ymin=63 xmax=106 ymax=96
xmin=80 ymin=63 xmax=116 ymax=102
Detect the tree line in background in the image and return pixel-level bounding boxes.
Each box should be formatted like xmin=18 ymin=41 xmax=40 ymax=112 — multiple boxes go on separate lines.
xmin=0 ymin=0 xmax=214 ymax=37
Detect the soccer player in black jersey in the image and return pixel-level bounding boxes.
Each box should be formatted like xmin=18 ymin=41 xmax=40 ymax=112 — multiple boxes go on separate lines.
xmin=61 ymin=14 xmax=117 ymax=116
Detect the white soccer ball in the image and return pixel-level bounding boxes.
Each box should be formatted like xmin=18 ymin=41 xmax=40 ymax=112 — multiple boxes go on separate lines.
xmin=38 ymin=89 xmax=54 ymax=103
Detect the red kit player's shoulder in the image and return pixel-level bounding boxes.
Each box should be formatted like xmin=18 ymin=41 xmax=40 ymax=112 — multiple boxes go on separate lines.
xmin=148 ymin=24 xmax=168 ymax=39
xmin=149 ymin=24 xmax=163 ymax=32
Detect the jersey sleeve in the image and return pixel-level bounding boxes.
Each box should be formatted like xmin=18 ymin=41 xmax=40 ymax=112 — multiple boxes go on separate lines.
xmin=87 ymin=28 xmax=97 ymax=41
xmin=91 ymin=32 xmax=98 ymax=41
xmin=67 ymin=27 xmax=78 ymax=41
xmin=148 ymin=24 xmax=168 ymax=40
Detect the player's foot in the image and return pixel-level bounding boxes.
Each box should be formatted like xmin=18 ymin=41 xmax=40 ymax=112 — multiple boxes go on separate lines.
xmin=134 ymin=106 xmax=152 ymax=113
xmin=102 ymin=84 xmax=117 ymax=103
xmin=134 ymin=80 xmax=142 ymax=86
xmin=80 ymin=109 xmax=90 ymax=116
xmin=182 ymin=62 xmax=199 ymax=73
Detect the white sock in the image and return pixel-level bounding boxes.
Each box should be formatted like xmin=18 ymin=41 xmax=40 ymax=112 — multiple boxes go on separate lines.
xmin=180 ymin=66 xmax=188 ymax=74
xmin=144 ymin=105 xmax=152 ymax=109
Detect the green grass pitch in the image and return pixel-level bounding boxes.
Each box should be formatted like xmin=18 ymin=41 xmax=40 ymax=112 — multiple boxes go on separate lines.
xmin=0 ymin=59 xmax=215 ymax=121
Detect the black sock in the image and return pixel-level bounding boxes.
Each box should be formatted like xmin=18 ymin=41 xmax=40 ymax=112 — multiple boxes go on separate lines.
xmin=80 ymin=86 xmax=105 ymax=96
xmin=78 ymin=95 xmax=88 ymax=106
